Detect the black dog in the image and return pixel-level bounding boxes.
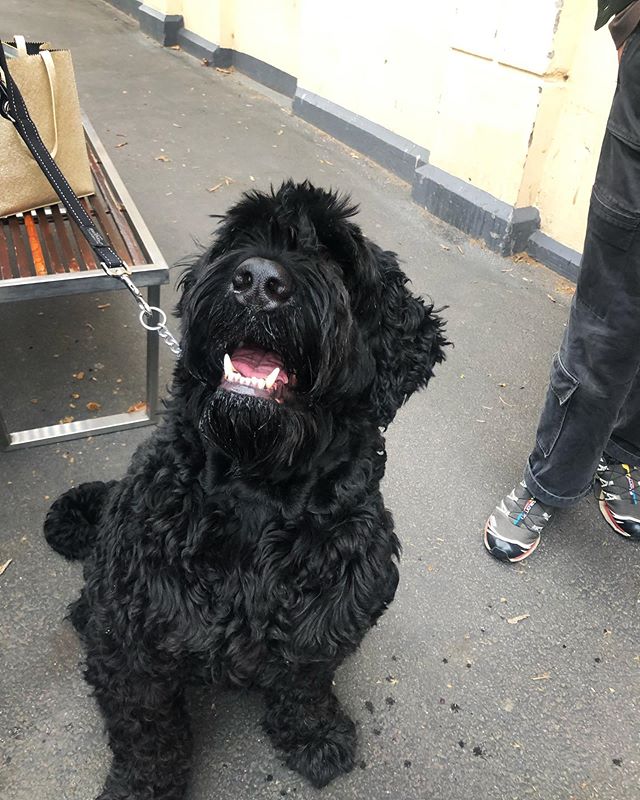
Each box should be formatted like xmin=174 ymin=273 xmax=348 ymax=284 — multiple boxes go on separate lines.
xmin=45 ymin=181 xmax=447 ymax=799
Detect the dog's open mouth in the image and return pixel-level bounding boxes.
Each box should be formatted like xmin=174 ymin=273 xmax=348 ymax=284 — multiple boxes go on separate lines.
xmin=220 ymin=344 xmax=292 ymax=403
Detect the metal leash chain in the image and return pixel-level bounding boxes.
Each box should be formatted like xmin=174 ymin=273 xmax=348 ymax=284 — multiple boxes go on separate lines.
xmin=103 ymin=264 xmax=182 ymax=357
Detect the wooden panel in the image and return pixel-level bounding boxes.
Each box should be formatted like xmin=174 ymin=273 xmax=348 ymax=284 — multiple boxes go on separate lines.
xmin=37 ymin=209 xmax=65 ymax=274
xmin=7 ymin=218 xmax=32 ymax=278
xmin=23 ymin=214 xmax=48 ymax=276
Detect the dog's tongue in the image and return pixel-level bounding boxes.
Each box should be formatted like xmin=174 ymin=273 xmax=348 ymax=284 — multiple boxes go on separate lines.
xmin=231 ymin=346 xmax=288 ymax=383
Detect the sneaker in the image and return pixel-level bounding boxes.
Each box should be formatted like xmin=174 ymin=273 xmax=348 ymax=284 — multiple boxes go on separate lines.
xmin=484 ymin=481 xmax=553 ymax=563
xmin=596 ymin=456 xmax=640 ymax=539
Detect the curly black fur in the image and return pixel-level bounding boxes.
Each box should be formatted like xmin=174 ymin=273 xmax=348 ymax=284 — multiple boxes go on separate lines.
xmin=44 ymin=181 xmax=448 ymax=799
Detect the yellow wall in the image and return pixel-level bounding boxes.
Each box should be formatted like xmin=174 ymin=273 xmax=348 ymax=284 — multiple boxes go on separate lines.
xmin=142 ymin=0 xmax=621 ymax=254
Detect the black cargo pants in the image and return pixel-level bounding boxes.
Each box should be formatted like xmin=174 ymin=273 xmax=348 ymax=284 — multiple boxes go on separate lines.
xmin=525 ymin=27 xmax=640 ymax=507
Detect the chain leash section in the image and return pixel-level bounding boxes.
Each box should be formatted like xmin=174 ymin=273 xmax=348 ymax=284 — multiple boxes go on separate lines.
xmin=101 ymin=263 xmax=182 ymax=357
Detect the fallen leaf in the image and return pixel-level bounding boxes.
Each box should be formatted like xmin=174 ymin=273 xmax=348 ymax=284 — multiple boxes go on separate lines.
xmin=215 ymin=67 xmax=232 ymax=74
xmin=115 ymin=141 xmax=128 ymax=148
xmin=73 ymin=371 xmax=85 ymax=380
xmin=59 ymin=416 xmax=74 ymax=424
xmin=155 ymin=155 xmax=171 ymax=162
xmin=127 ymin=401 xmax=146 ymax=413
xmin=531 ymin=672 xmax=551 ymax=681
xmin=498 ymin=382 xmax=507 ymax=388
xmin=208 ymin=182 xmax=224 ymax=193
xmin=249 ymin=175 xmax=256 ymax=181
xmin=547 ymin=294 xmax=557 ymax=303
xmin=0 ymin=558 xmax=13 ymax=576
xmin=201 ymin=58 xmax=211 ymax=66
xmin=31 ymin=399 xmax=38 ymax=404
xmin=71 ymin=392 xmax=80 ymax=400
xmin=440 ymin=244 xmax=451 ymax=251
xmin=97 ymin=303 xmax=111 ymax=310
xmin=507 ymin=613 xmax=530 ymax=625
xmin=168 ymin=44 xmax=181 ymax=50
xmin=86 ymin=402 xmax=102 ymax=412
xmin=385 ymin=674 xmax=398 ymax=685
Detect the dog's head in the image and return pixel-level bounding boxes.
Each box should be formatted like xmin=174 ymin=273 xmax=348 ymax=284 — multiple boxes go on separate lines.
xmin=177 ymin=181 xmax=447 ymax=471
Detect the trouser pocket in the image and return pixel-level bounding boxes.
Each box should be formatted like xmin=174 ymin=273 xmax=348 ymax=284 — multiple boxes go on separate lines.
xmin=536 ymin=352 xmax=580 ymax=458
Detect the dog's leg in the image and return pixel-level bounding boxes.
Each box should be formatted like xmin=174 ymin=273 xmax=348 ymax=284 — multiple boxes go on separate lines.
xmin=263 ymin=668 xmax=356 ymax=788
xmin=88 ymin=664 xmax=192 ymax=800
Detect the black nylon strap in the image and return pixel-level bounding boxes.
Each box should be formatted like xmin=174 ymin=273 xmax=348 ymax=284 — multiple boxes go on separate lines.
xmin=0 ymin=43 xmax=127 ymax=272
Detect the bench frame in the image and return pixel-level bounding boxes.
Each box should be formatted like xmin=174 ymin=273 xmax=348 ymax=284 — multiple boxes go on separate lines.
xmin=0 ymin=117 xmax=170 ymax=450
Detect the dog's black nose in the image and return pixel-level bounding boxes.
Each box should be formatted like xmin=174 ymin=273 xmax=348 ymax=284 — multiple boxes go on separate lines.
xmin=231 ymin=258 xmax=292 ymax=310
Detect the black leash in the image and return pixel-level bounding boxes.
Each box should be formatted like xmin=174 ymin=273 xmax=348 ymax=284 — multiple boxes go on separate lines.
xmin=0 ymin=42 xmax=181 ymax=355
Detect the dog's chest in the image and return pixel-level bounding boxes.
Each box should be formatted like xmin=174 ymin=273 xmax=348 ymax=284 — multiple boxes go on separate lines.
xmin=178 ymin=503 xmax=318 ymax=684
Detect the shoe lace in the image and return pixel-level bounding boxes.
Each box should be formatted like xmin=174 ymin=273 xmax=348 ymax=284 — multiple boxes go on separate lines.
xmin=505 ymin=487 xmax=551 ymax=533
xmin=596 ymin=459 xmax=640 ymax=503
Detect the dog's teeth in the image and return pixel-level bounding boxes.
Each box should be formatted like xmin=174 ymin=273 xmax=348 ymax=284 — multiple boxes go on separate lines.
xmin=240 ymin=377 xmax=251 ymax=386
xmin=223 ymin=353 xmax=235 ymax=378
xmin=250 ymin=377 xmax=260 ymax=387
xmin=264 ymin=367 xmax=280 ymax=390
xmin=257 ymin=378 xmax=266 ymax=390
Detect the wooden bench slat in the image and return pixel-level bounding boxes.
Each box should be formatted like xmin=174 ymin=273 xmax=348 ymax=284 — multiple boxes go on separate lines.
xmin=0 ymin=221 xmax=12 ymax=280
xmin=24 ymin=214 xmax=48 ymax=276
xmin=50 ymin=206 xmax=81 ymax=272
xmin=37 ymin=209 xmax=65 ymax=274
xmin=8 ymin=217 xmax=33 ymax=278
xmin=87 ymin=147 xmax=146 ymax=265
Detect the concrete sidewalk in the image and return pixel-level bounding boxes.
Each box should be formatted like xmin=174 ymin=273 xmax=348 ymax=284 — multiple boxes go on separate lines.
xmin=1 ymin=2 xmax=638 ymax=799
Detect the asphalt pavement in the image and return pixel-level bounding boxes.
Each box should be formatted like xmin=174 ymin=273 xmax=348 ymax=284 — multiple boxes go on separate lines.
xmin=1 ymin=2 xmax=638 ymax=799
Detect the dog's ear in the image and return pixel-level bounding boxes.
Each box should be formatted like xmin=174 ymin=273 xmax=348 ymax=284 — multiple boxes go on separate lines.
xmin=367 ymin=247 xmax=448 ymax=427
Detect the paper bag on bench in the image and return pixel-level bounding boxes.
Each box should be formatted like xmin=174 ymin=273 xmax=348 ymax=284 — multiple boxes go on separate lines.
xmin=0 ymin=36 xmax=93 ymax=218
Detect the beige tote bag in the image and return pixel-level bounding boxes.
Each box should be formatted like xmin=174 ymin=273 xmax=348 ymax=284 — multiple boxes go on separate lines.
xmin=0 ymin=36 xmax=93 ymax=218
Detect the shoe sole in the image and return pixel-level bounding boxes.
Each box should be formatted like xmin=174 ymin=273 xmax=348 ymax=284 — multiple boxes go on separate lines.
xmin=598 ymin=498 xmax=633 ymax=539
xmin=483 ymin=520 xmax=540 ymax=563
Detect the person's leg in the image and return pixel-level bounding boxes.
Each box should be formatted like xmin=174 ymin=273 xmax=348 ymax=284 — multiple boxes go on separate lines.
xmin=486 ymin=29 xmax=640 ymax=562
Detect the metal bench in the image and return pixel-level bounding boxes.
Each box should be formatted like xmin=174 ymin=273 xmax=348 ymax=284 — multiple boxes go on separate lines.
xmin=0 ymin=116 xmax=169 ymax=450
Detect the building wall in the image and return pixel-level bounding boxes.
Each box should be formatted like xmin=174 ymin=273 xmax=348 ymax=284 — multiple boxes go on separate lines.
xmin=141 ymin=0 xmax=620 ymax=254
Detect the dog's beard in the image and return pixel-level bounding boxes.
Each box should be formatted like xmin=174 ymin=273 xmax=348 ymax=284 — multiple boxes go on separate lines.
xmin=200 ymin=389 xmax=326 ymax=473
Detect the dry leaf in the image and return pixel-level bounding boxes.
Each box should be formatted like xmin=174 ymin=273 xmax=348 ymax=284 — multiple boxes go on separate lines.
xmin=531 ymin=672 xmax=551 ymax=681
xmin=97 ymin=303 xmax=111 ymax=310
xmin=71 ymin=392 xmax=80 ymax=400
xmin=547 ymin=294 xmax=557 ymax=303
xmin=168 ymin=45 xmax=181 ymax=50
xmin=128 ymin=401 xmax=147 ymax=413
xmin=155 ymin=155 xmax=171 ymax=162
xmin=201 ymin=58 xmax=211 ymax=66
xmin=86 ymin=402 xmax=102 ymax=412
xmin=507 ymin=613 xmax=530 ymax=625
xmin=73 ymin=371 xmax=85 ymax=380
xmin=208 ymin=182 xmax=224 ymax=193
xmin=59 ymin=416 xmax=74 ymax=424
xmin=115 ymin=141 xmax=128 ymax=148
xmin=216 ymin=67 xmax=232 ymax=74
xmin=440 ymin=244 xmax=451 ymax=251
xmin=0 ymin=558 xmax=13 ymax=576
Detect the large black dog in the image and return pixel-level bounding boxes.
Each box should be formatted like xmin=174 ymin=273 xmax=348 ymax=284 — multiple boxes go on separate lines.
xmin=45 ymin=181 xmax=447 ymax=799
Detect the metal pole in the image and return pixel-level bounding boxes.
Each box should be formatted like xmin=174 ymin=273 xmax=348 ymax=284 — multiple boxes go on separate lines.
xmin=146 ymin=284 xmax=161 ymax=422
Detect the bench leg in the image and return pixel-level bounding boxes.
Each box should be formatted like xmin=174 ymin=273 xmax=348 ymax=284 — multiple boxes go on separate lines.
xmin=0 ymin=410 xmax=11 ymax=449
xmin=146 ymin=284 xmax=161 ymax=422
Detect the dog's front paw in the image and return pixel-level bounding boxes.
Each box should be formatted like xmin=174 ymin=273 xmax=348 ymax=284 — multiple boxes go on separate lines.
xmin=284 ymin=714 xmax=356 ymax=788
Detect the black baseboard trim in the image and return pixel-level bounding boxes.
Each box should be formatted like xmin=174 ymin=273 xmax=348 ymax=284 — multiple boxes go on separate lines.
xmin=526 ymin=230 xmax=581 ymax=282
xmin=293 ymin=89 xmax=429 ymax=184
xmin=103 ymin=0 xmax=141 ymax=16
xmin=233 ymin=52 xmax=296 ymax=97
xmin=138 ymin=5 xmax=183 ymax=47
xmin=175 ymin=29 xmax=226 ymax=66
xmin=412 ymin=163 xmax=540 ymax=257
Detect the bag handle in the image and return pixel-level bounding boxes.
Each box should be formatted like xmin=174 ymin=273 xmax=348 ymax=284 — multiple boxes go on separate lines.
xmin=3 ymin=37 xmax=59 ymax=158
